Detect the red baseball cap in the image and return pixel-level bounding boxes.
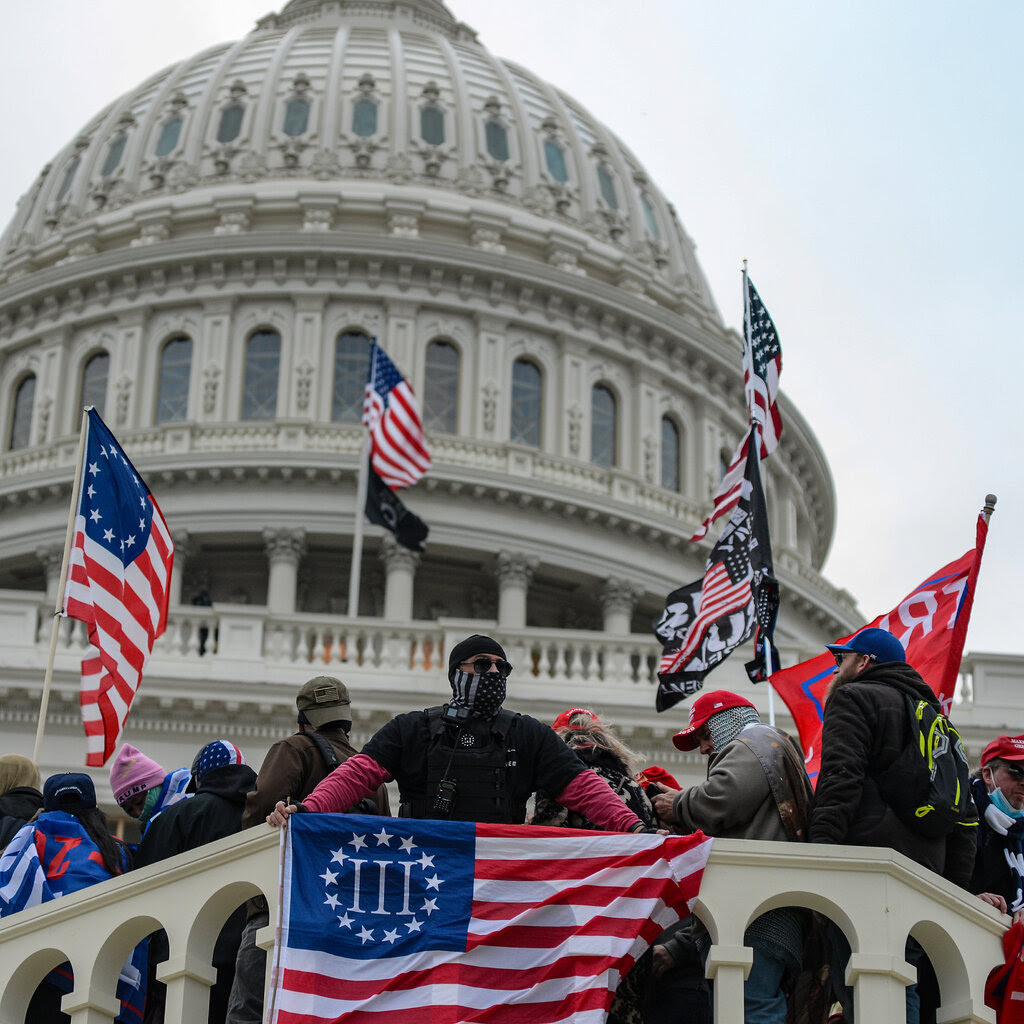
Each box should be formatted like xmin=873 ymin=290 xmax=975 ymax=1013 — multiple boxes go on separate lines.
xmin=637 ymin=765 xmax=681 ymax=790
xmin=672 ymin=690 xmax=755 ymax=751
xmin=981 ymin=735 xmax=1024 ymax=767
xmin=552 ymin=707 xmax=601 ymax=731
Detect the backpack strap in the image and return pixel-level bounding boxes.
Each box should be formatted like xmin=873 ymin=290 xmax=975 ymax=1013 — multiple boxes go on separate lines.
xmin=735 ymin=724 xmax=813 ymax=842
xmin=304 ymin=730 xmax=341 ymax=772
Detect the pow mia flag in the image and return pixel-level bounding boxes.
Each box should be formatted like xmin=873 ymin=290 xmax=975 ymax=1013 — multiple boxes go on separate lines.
xmin=365 ymin=466 xmax=428 ymax=552
xmin=653 ymin=426 xmax=779 ymax=712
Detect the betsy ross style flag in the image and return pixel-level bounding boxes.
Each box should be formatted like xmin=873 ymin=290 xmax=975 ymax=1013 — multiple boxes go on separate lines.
xmin=270 ymin=814 xmax=711 ymax=1023
xmin=771 ymin=509 xmax=990 ymax=784
xmin=691 ymin=273 xmax=783 ymax=542
xmin=655 ymin=427 xmax=778 ymax=711
xmin=363 ymin=341 xmax=431 ymax=489
xmin=63 ymin=409 xmax=174 ymax=766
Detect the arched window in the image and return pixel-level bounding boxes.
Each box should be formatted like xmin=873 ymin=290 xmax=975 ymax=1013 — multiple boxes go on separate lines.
xmin=543 ymin=140 xmax=568 ymax=183
xmin=242 ymin=330 xmax=280 ymax=420
xmin=352 ymin=98 xmax=378 ymax=138
xmin=155 ymin=337 xmax=192 ymax=424
xmin=332 ymin=332 xmax=372 ymax=423
xmin=420 ymin=106 xmax=445 ymax=146
xmin=422 ymin=341 xmax=459 ymax=434
xmin=8 ymin=374 xmax=35 ymax=450
xmin=510 ymin=359 xmax=542 ymax=447
xmin=217 ymin=104 xmax=244 ymax=144
xmin=80 ymin=352 xmax=109 ymax=417
xmin=154 ymin=118 xmax=183 ymax=157
xmin=597 ymin=166 xmax=618 ymax=209
xmin=283 ymin=97 xmax=310 ymax=137
xmin=641 ymin=195 xmax=661 ymax=240
xmin=101 ymin=136 xmax=127 ymax=178
xmin=56 ymin=157 xmax=80 ymax=202
xmin=661 ymin=416 xmax=680 ymax=492
xmin=591 ymin=384 xmax=617 ymax=468
xmin=485 ymin=121 xmax=509 ymax=162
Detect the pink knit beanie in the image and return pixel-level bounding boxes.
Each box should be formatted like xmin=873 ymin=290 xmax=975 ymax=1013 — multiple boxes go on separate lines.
xmin=109 ymin=743 xmax=166 ymax=806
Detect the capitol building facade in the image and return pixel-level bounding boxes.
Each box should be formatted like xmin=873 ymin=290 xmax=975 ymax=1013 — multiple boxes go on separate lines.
xmin=0 ymin=0 xmax=1016 ymax=804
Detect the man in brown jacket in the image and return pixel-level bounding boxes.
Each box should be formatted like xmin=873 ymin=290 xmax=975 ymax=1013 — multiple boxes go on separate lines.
xmin=652 ymin=690 xmax=812 ymax=1024
xmin=225 ymin=675 xmax=390 ymax=1024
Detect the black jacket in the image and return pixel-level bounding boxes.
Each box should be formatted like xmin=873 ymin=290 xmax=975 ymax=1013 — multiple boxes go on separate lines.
xmin=0 ymin=785 xmax=43 ymax=850
xmin=809 ymin=661 xmax=976 ymax=886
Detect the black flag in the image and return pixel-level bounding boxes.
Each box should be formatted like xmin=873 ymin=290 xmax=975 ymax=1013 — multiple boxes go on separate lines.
xmin=365 ymin=466 xmax=428 ymax=552
xmin=653 ymin=426 xmax=779 ymax=711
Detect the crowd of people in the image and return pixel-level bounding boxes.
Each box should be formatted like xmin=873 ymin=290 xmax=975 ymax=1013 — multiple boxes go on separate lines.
xmin=0 ymin=628 xmax=1016 ymax=1024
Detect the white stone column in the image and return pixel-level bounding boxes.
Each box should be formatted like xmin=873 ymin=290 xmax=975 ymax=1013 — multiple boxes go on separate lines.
xmin=495 ymin=551 xmax=537 ymax=630
xmin=379 ymin=534 xmax=419 ymax=622
xmin=167 ymin=530 xmax=192 ymax=607
xmin=35 ymin=544 xmax=64 ymax=606
xmin=600 ymin=577 xmax=642 ymax=636
xmin=263 ymin=528 xmax=306 ymax=615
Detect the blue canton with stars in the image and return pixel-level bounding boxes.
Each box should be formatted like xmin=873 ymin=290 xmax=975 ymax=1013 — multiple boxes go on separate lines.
xmin=80 ymin=410 xmax=155 ymax=569
xmin=285 ymin=814 xmax=476 ymax=959
xmin=368 ymin=343 xmax=404 ymax=408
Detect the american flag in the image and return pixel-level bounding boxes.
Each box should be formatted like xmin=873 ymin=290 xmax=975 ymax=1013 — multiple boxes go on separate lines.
xmin=362 ymin=342 xmax=431 ymax=490
xmin=689 ymin=273 xmax=783 ymax=542
xmin=771 ymin=512 xmax=989 ymax=784
xmin=743 ymin=274 xmax=782 ymax=457
xmin=63 ymin=409 xmax=174 ymax=767
xmin=655 ymin=427 xmax=777 ymax=711
xmin=270 ymin=814 xmax=711 ymax=1024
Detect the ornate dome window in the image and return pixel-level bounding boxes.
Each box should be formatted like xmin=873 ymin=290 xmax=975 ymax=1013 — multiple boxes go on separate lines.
xmin=55 ymin=157 xmax=80 ymax=203
xmin=154 ymin=118 xmax=183 ymax=158
xmin=420 ymin=105 xmax=445 ymax=146
xmin=661 ymin=415 xmax=681 ymax=492
xmin=8 ymin=374 xmax=35 ymax=451
xmin=422 ymin=340 xmax=459 ymax=433
xmin=543 ymin=140 xmax=568 ymax=184
xmin=591 ymin=384 xmax=617 ymax=468
xmin=155 ymin=337 xmax=192 ymax=425
xmin=352 ymin=74 xmax=379 ymax=138
xmin=510 ymin=359 xmax=542 ymax=446
xmin=242 ymin=331 xmax=281 ymax=420
xmin=641 ymin=195 xmax=661 ymax=240
xmin=101 ymin=135 xmax=127 ymax=178
xmin=283 ymin=97 xmax=310 ymax=137
xmin=596 ymin=165 xmax=618 ymax=210
xmin=80 ymin=352 xmax=109 ymax=418
xmin=485 ymin=120 xmax=509 ymax=163
xmin=217 ymin=104 xmax=244 ymax=144
xmin=331 ymin=332 xmax=372 ymax=423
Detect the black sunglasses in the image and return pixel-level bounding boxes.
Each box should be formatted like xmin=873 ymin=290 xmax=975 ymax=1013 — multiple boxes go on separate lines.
xmin=463 ymin=656 xmax=513 ymax=677
xmin=1003 ymin=764 xmax=1024 ymax=782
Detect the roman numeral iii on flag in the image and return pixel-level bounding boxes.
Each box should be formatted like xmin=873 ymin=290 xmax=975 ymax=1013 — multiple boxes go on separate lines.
xmin=59 ymin=409 xmax=174 ymax=766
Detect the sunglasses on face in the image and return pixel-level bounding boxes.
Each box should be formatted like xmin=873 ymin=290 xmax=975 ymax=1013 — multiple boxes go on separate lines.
xmin=1003 ymin=764 xmax=1024 ymax=782
xmin=463 ymin=657 xmax=513 ymax=676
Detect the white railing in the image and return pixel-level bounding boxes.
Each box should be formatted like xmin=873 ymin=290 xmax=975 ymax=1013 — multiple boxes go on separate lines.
xmin=0 ymin=829 xmax=1004 ymax=1024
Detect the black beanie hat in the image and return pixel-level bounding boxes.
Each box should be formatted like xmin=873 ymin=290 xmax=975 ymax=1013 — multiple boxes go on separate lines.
xmin=43 ymin=772 xmax=97 ymax=812
xmin=447 ymin=634 xmax=507 ymax=681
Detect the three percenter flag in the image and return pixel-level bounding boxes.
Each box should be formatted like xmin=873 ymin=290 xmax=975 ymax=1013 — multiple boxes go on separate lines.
xmin=270 ymin=814 xmax=711 ymax=1024
xmin=62 ymin=409 xmax=174 ymax=766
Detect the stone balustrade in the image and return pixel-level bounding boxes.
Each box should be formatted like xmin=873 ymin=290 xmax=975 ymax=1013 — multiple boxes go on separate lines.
xmin=0 ymin=829 xmax=1004 ymax=1024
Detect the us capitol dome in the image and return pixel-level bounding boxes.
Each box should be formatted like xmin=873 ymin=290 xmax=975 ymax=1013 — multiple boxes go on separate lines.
xmin=0 ymin=0 xmax=867 ymax=798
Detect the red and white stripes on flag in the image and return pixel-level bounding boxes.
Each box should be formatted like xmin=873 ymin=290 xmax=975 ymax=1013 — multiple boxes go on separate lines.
xmin=362 ymin=341 xmax=431 ymax=489
xmin=271 ymin=814 xmax=712 ymax=1024
xmin=690 ymin=273 xmax=783 ymax=542
xmin=63 ymin=410 xmax=173 ymax=766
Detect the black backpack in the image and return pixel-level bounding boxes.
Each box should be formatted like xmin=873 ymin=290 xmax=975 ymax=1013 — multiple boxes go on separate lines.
xmin=878 ymin=693 xmax=974 ymax=839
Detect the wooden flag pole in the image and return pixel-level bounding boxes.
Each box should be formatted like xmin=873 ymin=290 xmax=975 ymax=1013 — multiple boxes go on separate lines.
xmin=33 ymin=407 xmax=91 ymax=764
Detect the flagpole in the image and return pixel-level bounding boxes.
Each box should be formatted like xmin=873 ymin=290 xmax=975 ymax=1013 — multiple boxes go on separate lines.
xmin=33 ymin=407 xmax=91 ymax=764
xmin=347 ymin=435 xmax=370 ymax=619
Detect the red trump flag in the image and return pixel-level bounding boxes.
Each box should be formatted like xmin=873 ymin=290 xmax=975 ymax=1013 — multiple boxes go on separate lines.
xmin=771 ymin=511 xmax=988 ymax=785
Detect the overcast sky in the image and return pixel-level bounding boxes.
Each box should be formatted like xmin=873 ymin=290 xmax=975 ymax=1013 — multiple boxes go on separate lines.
xmin=1 ymin=1 xmax=1019 ymax=655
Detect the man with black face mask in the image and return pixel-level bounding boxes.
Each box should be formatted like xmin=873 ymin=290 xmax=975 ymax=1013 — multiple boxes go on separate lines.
xmin=267 ymin=634 xmax=648 ymax=832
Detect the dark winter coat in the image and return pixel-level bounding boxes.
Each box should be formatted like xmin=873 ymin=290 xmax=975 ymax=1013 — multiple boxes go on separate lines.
xmin=969 ymin=777 xmax=1024 ymax=911
xmin=0 ymin=785 xmax=43 ymax=850
xmin=809 ymin=661 xmax=976 ymax=886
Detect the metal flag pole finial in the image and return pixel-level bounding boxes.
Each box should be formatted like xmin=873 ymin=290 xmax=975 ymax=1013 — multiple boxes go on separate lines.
xmin=983 ymin=494 xmax=997 ymax=522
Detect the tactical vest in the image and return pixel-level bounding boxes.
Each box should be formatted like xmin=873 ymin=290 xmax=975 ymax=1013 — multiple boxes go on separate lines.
xmin=400 ymin=706 xmax=525 ymax=823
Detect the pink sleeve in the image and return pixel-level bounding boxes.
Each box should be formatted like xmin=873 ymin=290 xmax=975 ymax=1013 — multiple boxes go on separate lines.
xmin=555 ymin=768 xmax=643 ymax=833
xmin=301 ymin=753 xmax=393 ymax=814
